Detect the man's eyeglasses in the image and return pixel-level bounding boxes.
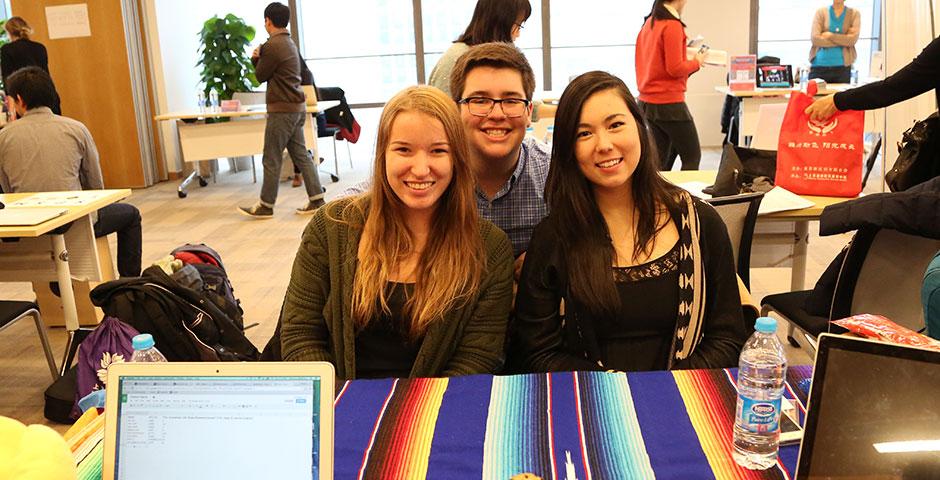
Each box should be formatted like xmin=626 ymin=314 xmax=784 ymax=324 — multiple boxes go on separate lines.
xmin=458 ymin=97 xmax=531 ymax=118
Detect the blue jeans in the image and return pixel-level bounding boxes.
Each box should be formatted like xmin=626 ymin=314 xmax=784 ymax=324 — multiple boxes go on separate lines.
xmin=94 ymin=203 xmax=142 ymax=277
xmin=259 ymin=111 xmax=324 ymax=207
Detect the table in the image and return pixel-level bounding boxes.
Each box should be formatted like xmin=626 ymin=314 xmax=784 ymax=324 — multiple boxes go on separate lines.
xmin=0 ymin=190 xmax=131 ymax=375
xmin=662 ymin=170 xmax=853 ymax=293
xmin=153 ymin=102 xmax=339 ymax=198
xmin=331 ymin=367 xmax=813 ymax=479
xmin=716 ymin=85 xmax=879 ymax=146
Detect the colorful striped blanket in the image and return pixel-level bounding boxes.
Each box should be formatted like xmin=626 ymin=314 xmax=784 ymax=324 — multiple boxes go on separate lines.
xmin=335 ymin=366 xmax=813 ymax=479
xmin=70 ymin=366 xmax=813 ymax=479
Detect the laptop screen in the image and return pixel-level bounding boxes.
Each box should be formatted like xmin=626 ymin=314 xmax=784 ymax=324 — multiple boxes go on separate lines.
xmin=113 ymin=375 xmax=322 ymax=480
xmin=797 ymin=338 xmax=940 ymax=478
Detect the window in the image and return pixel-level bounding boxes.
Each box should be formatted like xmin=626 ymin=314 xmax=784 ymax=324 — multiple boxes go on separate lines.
xmin=549 ymin=1 xmax=653 ymax=92
xmin=757 ymin=0 xmax=879 ymax=77
xmin=298 ymin=0 xmax=416 ymax=105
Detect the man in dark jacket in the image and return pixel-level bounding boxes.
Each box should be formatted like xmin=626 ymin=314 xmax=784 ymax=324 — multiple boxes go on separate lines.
xmin=239 ymin=2 xmax=324 ymax=218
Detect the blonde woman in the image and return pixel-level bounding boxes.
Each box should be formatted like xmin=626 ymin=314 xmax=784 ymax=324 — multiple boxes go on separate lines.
xmin=280 ymin=85 xmax=514 ymax=380
xmin=1 ymin=16 xmax=60 ymax=114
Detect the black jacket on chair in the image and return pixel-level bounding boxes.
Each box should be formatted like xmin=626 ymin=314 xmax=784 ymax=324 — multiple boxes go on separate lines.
xmin=804 ymin=177 xmax=940 ymax=315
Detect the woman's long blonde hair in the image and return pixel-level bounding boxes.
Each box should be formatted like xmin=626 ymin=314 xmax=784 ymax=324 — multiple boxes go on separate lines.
xmin=4 ymin=17 xmax=33 ymax=40
xmin=349 ymin=85 xmax=484 ymax=338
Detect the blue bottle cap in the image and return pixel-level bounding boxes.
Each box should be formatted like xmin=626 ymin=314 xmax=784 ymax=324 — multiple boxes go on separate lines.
xmin=755 ymin=317 xmax=777 ymax=333
xmin=132 ymin=333 xmax=155 ymax=351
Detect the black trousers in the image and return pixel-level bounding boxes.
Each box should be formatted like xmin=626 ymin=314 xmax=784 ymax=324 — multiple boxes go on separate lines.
xmin=94 ymin=203 xmax=142 ymax=277
xmin=648 ymin=118 xmax=702 ymax=171
xmin=809 ymin=66 xmax=851 ymax=84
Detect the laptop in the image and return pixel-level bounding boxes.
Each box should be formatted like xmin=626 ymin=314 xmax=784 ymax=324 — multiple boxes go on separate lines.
xmin=0 ymin=207 xmax=67 ymax=226
xmin=103 ymin=362 xmax=335 ymax=480
xmin=756 ymin=64 xmax=793 ymax=88
xmin=795 ymin=334 xmax=940 ymax=478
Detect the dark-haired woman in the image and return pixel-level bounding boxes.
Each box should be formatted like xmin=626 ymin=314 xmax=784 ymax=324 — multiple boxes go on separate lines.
xmin=513 ymin=71 xmax=746 ymax=373
xmin=635 ymin=0 xmax=704 ymax=171
xmin=428 ymin=0 xmax=531 ymax=98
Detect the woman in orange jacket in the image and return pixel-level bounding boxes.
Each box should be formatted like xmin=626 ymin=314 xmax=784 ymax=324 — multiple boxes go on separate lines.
xmin=635 ymin=0 xmax=705 ymax=171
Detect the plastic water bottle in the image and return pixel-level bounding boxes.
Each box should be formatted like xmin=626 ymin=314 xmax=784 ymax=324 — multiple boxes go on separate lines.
xmin=544 ymin=125 xmax=554 ymax=145
xmin=197 ymin=91 xmax=206 ymax=112
xmin=130 ymin=334 xmax=168 ymax=363
xmin=208 ymin=90 xmax=219 ymax=112
xmin=732 ymin=317 xmax=787 ymax=470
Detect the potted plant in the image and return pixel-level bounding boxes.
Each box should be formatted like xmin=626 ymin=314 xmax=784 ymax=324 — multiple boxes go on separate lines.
xmin=196 ymin=14 xmax=259 ymax=103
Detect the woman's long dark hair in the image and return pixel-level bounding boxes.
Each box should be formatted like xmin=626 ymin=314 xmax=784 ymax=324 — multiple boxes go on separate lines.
xmin=645 ymin=0 xmax=685 ymax=28
xmin=456 ymin=0 xmax=532 ymax=45
xmin=545 ymin=71 xmax=682 ymax=319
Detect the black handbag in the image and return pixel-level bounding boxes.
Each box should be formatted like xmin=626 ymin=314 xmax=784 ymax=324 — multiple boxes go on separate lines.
xmin=704 ymin=143 xmax=777 ymax=197
xmin=886 ymin=110 xmax=940 ymax=192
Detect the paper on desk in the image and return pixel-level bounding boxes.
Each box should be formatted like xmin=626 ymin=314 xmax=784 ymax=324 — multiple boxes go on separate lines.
xmin=676 ymin=181 xmax=815 ymax=215
xmin=9 ymin=191 xmax=112 ymax=207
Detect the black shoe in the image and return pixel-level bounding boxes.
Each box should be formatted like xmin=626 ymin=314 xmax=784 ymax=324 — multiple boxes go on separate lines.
xmin=238 ymin=203 xmax=274 ymax=218
xmin=296 ymin=198 xmax=325 ymax=215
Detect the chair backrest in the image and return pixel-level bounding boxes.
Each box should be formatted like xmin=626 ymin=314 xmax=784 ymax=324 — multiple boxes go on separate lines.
xmin=831 ymin=227 xmax=940 ymax=331
xmin=750 ymin=103 xmax=787 ymax=150
xmin=704 ymin=192 xmax=764 ymax=289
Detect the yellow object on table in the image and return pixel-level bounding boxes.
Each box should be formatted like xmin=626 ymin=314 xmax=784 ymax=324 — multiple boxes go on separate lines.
xmin=0 ymin=416 xmax=78 ymax=480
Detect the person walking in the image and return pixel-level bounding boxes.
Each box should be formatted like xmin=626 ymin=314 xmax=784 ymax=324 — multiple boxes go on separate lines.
xmin=239 ymin=2 xmax=324 ymax=218
xmin=635 ymin=0 xmax=706 ymax=171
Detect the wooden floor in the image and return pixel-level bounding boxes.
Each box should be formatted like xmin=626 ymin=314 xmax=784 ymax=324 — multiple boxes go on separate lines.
xmin=0 ymin=144 xmax=848 ymax=431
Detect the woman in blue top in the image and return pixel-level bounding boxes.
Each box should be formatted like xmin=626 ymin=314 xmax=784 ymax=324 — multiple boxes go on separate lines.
xmin=808 ymin=0 xmax=860 ymax=84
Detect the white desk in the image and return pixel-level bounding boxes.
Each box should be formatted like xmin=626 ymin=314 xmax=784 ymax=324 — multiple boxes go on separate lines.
xmin=662 ymin=170 xmax=854 ymax=292
xmin=716 ymin=85 xmax=880 ymax=145
xmin=0 ymin=190 xmax=131 ymax=375
xmin=154 ymin=102 xmax=339 ymax=197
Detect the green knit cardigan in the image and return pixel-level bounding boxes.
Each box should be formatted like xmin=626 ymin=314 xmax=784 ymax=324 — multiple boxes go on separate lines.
xmin=280 ymin=198 xmax=515 ymax=379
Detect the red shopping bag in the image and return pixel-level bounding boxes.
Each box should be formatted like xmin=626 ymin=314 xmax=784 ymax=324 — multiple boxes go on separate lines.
xmin=776 ymin=81 xmax=865 ymax=197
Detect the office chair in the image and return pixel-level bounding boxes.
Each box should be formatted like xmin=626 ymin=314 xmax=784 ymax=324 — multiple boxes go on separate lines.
xmin=705 ymin=192 xmax=764 ymax=289
xmin=762 ymin=227 xmax=940 ymax=354
xmin=1 ymin=301 xmax=58 ymax=380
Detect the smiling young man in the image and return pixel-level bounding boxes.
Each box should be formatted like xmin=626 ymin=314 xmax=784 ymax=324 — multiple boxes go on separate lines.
xmin=449 ymin=42 xmax=550 ymax=274
xmin=343 ymin=43 xmax=549 ymax=274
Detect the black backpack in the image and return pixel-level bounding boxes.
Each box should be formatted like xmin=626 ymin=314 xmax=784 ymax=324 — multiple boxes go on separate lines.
xmin=170 ymin=244 xmax=244 ymax=329
xmin=90 ymin=266 xmax=259 ymax=362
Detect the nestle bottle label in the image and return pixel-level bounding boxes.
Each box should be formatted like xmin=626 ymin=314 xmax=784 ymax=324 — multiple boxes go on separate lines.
xmin=737 ymin=396 xmax=781 ymax=433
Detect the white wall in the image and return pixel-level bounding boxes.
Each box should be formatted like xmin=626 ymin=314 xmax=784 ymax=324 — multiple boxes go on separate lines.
xmin=144 ymin=0 xmax=269 ymax=173
xmin=683 ymin=0 xmax=752 ymax=146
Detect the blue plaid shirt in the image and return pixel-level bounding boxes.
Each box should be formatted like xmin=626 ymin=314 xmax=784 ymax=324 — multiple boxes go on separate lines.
xmin=340 ymin=137 xmax=550 ymax=257
xmin=476 ymin=137 xmax=550 ymax=257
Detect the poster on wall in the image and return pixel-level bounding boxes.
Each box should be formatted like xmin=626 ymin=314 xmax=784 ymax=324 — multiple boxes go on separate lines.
xmin=45 ymin=3 xmax=91 ymax=40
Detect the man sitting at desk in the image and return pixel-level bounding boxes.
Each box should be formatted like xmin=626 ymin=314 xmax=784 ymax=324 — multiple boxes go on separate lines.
xmin=0 ymin=66 xmax=142 ymax=277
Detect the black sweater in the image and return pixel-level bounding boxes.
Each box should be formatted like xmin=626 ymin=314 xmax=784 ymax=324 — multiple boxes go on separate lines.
xmin=835 ymin=37 xmax=940 ymax=111
xmin=0 ymin=38 xmax=49 ymax=83
xmin=512 ymin=198 xmax=746 ymax=373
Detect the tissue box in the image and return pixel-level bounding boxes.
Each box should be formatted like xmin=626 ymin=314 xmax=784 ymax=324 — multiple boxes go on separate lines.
xmin=220 ymin=99 xmax=241 ymax=112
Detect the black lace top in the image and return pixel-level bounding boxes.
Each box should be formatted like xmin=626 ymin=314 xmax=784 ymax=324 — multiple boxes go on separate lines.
xmin=355 ymin=283 xmax=424 ymax=379
xmin=598 ymin=239 xmax=681 ymax=372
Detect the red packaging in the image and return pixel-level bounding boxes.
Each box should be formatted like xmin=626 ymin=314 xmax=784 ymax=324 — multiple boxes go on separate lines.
xmin=776 ymin=81 xmax=865 ymax=197
xmin=832 ymin=314 xmax=940 ymax=352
